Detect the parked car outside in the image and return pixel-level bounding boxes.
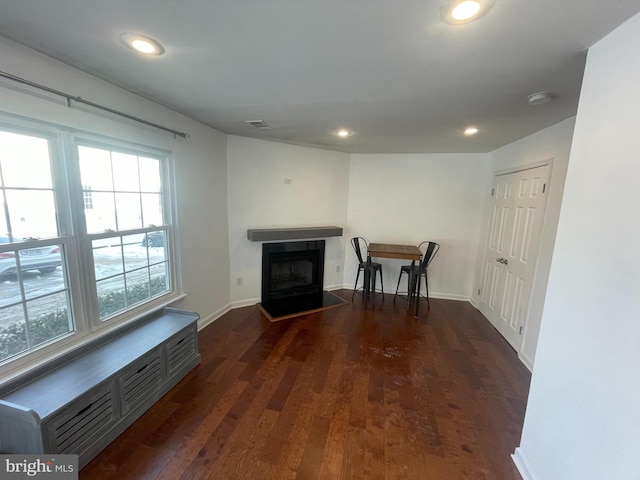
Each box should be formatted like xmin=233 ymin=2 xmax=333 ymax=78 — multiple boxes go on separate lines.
xmin=141 ymin=232 xmax=165 ymax=248
xmin=0 ymin=237 xmax=62 ymax=276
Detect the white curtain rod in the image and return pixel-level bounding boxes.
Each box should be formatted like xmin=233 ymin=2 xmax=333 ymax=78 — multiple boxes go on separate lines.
xmin=0 ymin=70 xmax=190 ymax=139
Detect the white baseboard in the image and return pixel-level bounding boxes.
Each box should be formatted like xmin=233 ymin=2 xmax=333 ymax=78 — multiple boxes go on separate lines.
xmin=335 ymin=283 xmax=470 ymax=302
xmin=217 ymin=290 xmax=472 ymax=325
xmin=512 ymin=447 xmax=537 ymax=480
xmin=231 ymin=297 xmax=260 ymax=309
xmin=197 ymin=303 xmax=232 ymax=331
xmin=398 ymin=290 xmax=470 ymax=302
xmin=518 ymin=352 xmax=534 ymax=372
xmin=429 ymin=291 xmax=469 ymax=302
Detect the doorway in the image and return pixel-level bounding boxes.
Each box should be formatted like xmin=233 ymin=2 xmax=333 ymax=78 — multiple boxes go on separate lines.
xmin=478 ymin=164 xmax=550 ymax=351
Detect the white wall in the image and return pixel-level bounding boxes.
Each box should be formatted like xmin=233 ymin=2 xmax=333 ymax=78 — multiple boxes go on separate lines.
xmin=0 ymin=36 xmax=231 ymax=327
xmin=514 ymin=12 xmax=640 ymax=480
xmin=226 ymin=135 xmax=350 ymax=305
xmin=477 ymin=118 xmax=575 ymax=369
xmin=347 ymin=153 xmax=487 ymax=300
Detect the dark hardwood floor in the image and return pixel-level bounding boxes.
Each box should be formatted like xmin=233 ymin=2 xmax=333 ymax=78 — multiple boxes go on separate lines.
xmin=81 ymin=290 xmax=530 ymax=480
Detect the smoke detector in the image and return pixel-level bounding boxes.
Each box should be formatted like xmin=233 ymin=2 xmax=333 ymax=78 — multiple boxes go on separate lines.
xmin=528 ymin=91 xmax=554 ymax=106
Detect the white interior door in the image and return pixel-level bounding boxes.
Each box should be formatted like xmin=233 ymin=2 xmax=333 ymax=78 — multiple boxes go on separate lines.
xmin=478 ymin=165 xmax=550 ymax=350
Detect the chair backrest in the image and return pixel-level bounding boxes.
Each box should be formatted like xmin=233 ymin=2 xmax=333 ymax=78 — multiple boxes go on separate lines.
xmin=418 ymin=241 xmax=440 ymax=270
xmin=351 ymin=237 xmax=368 ymax=264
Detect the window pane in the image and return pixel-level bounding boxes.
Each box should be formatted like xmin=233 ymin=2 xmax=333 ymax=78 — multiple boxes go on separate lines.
xmin=1 ymin=131 xmax=58 ymax=240
xmin=27 ymin=292 xmax=72 ymax=347
xmin=78 ymin=146 xmax=113 ymax=190
xmin=93 ymin=238 xmax=124 ymax=281
xmin=143 ymin=230 xmax=167 ymax=252
xmin=94 ymin=230 xmax=170 ymax=322
xmin=0 ymin=250 xmax=19 ymax=278
xmin=0 ymin=304 xmax=28 ymax=362
xmin=115 ymin=193 xmax=142 ymax=230
xmin=0 ymin=271 xmax=22 ymax=306
xmin=78 ymin=145 xmax=164 ymax=236
xmin=97 ymin=275 xmax=126 ymax=319
xmin=112 ymin=152 xmax=140 ymax=192
xmin=141 ymin=193 xmax=163 ymax=227
xmin=123 ymin=234 xmax=147 ymax=271
xmin=0 ymin=272 xmax=72 ymax=361
xmin=139 ymin=157 xmax=161 ymax=192
xmin=21 ymin=245 xmax=65 ymax=299
xmin=126 ymin=270 xmax=151 ymax=307
xmin=6 ymin=190 xmax=58 ymax=238
xmin=150 ymin=263 xmax=169 ymax=294
xmin=0 ymin=132 xmax=53 ymax=188
xmin=0 ymin=191 xmax=8 ymax=236
xmin=85 ymin=192 xmax=116 ymax=233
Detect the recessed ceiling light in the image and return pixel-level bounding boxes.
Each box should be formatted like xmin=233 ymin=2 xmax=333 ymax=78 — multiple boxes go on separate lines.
xmin=528 ymin=91 xmax=554 ymax=106
xmin=335 ymin=129 xmax=353 ymax=138
xmin=464 ymin=126 xmax=479 ymax=136
xmin=120 ymin=33 xmax=165 ymax=56
xmin=452 ymin=1 xmax=481 ymax=20
xmin=440 ymin=0 xmax=495 ymax=24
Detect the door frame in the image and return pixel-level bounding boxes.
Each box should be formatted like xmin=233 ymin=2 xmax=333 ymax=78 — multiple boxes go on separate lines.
xmin=474 ymin=158 xmax=554 ymax=367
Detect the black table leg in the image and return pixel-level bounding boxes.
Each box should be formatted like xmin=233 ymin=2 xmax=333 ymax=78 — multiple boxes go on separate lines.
xmin=371 ymin=265 xmax=377 ymax=306
xmin=415 ymin=268 xmax=421 ymax=317
xmin=363 ymin=262 xmax=370 ymax=308
xmin=406 ymin=260 xmax=415 ymax=311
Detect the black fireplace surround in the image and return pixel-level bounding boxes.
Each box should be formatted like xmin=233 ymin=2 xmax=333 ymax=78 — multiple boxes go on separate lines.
xmin=259 ymin=240 xmax=347 ymax=319
xmin=262 ymin=240 xmax=325 ymax=303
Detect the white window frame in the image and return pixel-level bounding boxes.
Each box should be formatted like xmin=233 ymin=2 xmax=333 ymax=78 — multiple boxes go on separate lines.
xmin=0 ymin=115 xmax=183 ymax=380
xmin=71 ymin=135 xmax=181 ymax=331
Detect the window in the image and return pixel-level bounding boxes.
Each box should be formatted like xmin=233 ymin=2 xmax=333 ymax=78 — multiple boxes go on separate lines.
xmin=0 ymin=123 xmax=177 ymax=368
xmin=82 ymin=185 xmax=93 ymax=210
xmin=77 ymin=144 xmax=171 ymax=320
xmin=0 ymin=130 xmax=73 ymax=362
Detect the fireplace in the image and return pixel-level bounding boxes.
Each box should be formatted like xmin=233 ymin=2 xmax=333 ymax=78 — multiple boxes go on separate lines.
xmin=259 ymin=240 xmax=346 ymax=321
xmin=262 ymin=240 xmax=324 ymax=302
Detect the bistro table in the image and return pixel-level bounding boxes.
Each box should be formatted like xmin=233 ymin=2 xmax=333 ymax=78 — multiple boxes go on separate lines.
xmin=365 ymin=243 xmax=423 ymax=316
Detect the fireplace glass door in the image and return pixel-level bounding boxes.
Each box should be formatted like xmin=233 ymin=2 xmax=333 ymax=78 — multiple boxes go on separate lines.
xmin=262 ymin=240 xmax=325 ymax=303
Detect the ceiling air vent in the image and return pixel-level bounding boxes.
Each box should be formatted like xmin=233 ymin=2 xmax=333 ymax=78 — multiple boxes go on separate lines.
xmin=245 ymin=120 xmax=272 ymax=130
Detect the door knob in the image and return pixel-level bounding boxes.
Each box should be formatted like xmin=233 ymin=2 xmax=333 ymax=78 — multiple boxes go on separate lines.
xmin=496 ymin=257 xmax=509 ymax=265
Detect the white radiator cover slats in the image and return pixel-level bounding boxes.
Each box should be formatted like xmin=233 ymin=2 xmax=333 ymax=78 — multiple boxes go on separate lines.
xmin=121 ymin=352 xmax=163 ymax=410
xmin=168 ymin=328 xmax=196 ymax=374
xmin=48 ymin=383 xmax=117 ymax=455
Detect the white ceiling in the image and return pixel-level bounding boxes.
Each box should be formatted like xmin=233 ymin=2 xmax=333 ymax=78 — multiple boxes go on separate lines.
xmin=1 ymin=1 xmax=640 ymax=153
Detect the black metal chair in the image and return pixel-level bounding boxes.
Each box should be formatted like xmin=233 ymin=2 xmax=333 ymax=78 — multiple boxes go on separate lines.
xmin=393 ymin=241 xmax=439 ymax=309
xmin=351 ymin=237 xmax=384 ymax=301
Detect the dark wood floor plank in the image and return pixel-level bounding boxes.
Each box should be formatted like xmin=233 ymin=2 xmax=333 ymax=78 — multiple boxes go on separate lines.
xmin=80 ymin=291 xmax=530 ymax=480
xmin=316 ymin=402 xmax=348 ymax=478
xmin=172 ymin=378 xmax=249 ymax=462
xmin=295 ymin=414 xmax=331 ymax=480
xmin=267 ymin=361 xmax=304 ymax=412
xmin=362 ymin=400 xmax=386 ymax=480
xmin=81 ymin=399 xmax=181 ymax=477
xmin=340 ymin=425 xmax=366 ymax=479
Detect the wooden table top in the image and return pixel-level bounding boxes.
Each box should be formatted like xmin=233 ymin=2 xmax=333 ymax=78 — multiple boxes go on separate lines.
xmin=368 ymin=243 xmax=422 ymax=260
